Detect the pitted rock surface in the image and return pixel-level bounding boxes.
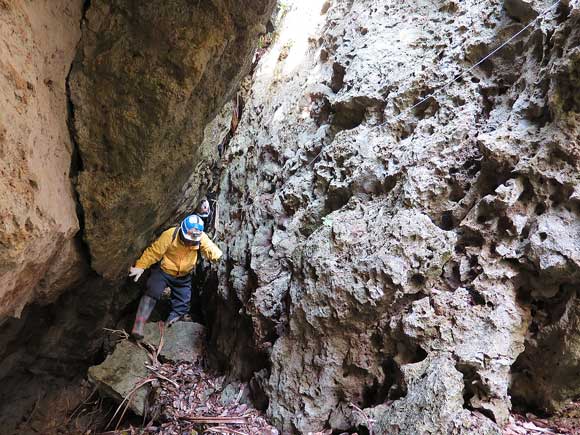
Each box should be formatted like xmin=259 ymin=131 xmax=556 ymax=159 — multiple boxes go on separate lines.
xmin=213 ymin=0 xmax=580 ymax=432
xmin=364 ymin=356 xmax=502 ymax=435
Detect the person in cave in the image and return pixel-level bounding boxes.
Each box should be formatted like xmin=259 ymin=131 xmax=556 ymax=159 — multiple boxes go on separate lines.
xmin=196 ymin=196 xmax=213 ymax=232
xmin=127 ymin=213 xmax=223 ymax=341
xmin=188 ymin=196 xmax=218 ymax=322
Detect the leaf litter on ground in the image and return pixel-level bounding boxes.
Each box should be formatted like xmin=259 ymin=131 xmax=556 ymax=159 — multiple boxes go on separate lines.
xmin=503 ymin=402 xmax=580 ymax=435
xmin=102 ymin=323 xmax=278 ymax=435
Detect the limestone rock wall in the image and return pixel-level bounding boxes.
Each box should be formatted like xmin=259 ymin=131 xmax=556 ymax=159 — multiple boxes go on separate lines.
xmin=214 ymin=0 xmax=580 ymax=433
xmin=69 ymin=0 xmax=276 ymax=280
xmin=0 ymin=0 xmax=86 ymax=319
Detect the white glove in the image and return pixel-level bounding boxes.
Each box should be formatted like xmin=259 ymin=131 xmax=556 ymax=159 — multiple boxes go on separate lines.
xmin=129 ymin=266 xmax=144 ymax=282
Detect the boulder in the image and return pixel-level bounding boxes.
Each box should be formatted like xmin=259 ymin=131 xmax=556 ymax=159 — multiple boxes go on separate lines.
xmin=88 ymin=340 xmax=151 ymax=416
xmin=144 ymin=322 xmax=206 ymax=364
xmin=88 ymin=322 xmax=205 ymax=415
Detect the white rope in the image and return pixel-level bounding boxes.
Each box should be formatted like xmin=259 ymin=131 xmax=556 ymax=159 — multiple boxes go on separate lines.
xmin=373 ymin=0 xmax=562 ymax=129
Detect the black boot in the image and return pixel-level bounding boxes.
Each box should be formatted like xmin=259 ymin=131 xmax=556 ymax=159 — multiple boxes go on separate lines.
xmin=131 ymin=295 xmax=156 ymax=341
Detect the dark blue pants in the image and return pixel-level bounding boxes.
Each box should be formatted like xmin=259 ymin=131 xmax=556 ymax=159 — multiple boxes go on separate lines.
xmin=145 ymin=267 xmax=192 ymax=321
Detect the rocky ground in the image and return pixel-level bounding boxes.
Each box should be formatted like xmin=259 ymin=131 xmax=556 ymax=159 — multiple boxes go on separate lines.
xmin=504 ymin=406 xmax=580 ymax=435
xmin=8 ymin=318 xmax=580 ymax=435
xmin=11 ymin=317 xmax=578 ymax=435
xmin=29 ymin=322 xmax=278 ymax=435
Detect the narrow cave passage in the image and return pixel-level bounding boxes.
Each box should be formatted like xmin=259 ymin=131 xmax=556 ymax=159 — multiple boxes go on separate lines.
xmin=1 ymin=1 xmax=580 ymax=435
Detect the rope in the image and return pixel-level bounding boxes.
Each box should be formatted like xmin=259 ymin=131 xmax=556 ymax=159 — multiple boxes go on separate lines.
xmin=374 ymin=0 xmax=562 ymax=129
xmin=304 ymin=0 xmax=561 ymax=168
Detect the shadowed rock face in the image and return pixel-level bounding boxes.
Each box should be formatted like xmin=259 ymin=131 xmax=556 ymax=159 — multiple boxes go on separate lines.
xmin=212 ymin=0 xmax=580 ymax=433
xmin=0 ymin=0 xmax=274 ymax=329
xmin=69 ymin=0 xmax=275 ymax=280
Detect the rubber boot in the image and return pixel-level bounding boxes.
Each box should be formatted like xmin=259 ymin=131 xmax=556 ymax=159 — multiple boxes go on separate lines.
xmin=131 ymin=295 xmax=156 ymax=341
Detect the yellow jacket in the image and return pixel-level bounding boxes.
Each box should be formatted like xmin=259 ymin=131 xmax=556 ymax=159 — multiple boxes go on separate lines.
xmin=135 ymin=227 xmax=222 ymax=277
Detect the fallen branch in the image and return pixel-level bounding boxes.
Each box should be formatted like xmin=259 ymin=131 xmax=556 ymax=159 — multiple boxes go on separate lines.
xmin=106 ymin=378 xmax=155 ymax=430
xmin=350 ymin=403 xmax=374 ymax=435
xmin=155 ymin=321 xmax=165 ymax=360
xmin=24 ymin=393 xmax=41 ymax=424
xmin=180 ymin=415 xmax=248 ymax=425
xmin=138 ymin=340 xmax=157 ymax=359
xmin=146 ymin=365 xmax=179 ymax=389
xmin=66 ymin=386 xmax=98 ymax=424
xmin=103 ymin=328 xmax=130 ymax=339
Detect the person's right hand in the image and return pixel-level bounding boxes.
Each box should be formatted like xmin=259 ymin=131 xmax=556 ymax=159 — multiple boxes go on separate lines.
xmin=129 ymin=266 xmax=144 ymax=282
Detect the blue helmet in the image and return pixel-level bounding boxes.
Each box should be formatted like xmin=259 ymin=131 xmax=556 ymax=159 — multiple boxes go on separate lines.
xmin=180 ymin=214 xmax=204 ymax=241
